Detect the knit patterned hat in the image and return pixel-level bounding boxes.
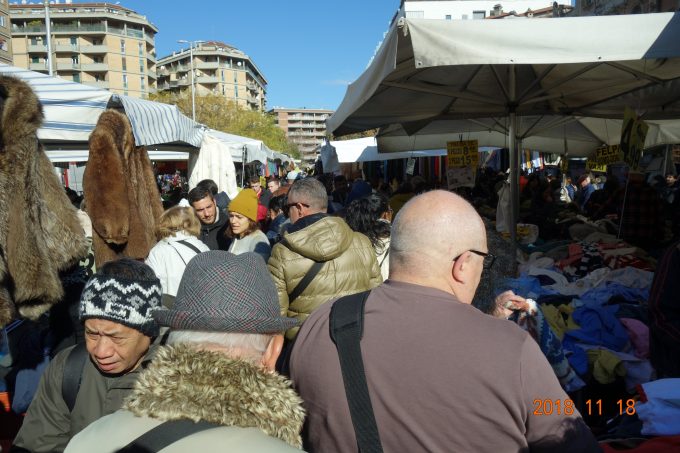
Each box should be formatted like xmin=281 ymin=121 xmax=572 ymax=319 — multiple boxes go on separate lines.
xmin=153 ymin=251 xmax=298 ymax=334
xmin=79 ymin=259 xmax=162 ymax=337
xmin=228 ymin=188 xmax=259 ymax=222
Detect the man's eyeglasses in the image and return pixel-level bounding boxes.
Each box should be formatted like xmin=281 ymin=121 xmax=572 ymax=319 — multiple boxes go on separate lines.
xmin=285 ymin=201 xmax=310 ymax=213
xmin=453 ymin=250 xmax=496 ymax=270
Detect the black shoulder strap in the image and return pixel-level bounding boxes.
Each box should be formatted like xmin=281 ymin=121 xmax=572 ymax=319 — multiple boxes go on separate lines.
xmin=279 ymin=238 xmax=324 ymax=303
xmin=176 ymin=240 xmax=203 ymax=255
xmin=62 ymin=342 xmax=88 ymax=413
xmin=117 ymin=419 xmax=220 ymax=453
xmin=329 ymin=291 xmax=383 ymax=453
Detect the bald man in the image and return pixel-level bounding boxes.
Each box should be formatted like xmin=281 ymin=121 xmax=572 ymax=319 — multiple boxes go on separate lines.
xmin=290 ymin=191 xmax=599 ymax=453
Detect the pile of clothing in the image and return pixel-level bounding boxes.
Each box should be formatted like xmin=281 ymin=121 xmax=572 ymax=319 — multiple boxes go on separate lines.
xmin=504 ymin=232 xmax=657 ymax=393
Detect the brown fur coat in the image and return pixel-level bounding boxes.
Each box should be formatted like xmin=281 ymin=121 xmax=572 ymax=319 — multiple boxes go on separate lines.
xmin=83 ymin=110 xmax=162 ymax=267
xmin=0 ymin=76 xmax=88 ymax=326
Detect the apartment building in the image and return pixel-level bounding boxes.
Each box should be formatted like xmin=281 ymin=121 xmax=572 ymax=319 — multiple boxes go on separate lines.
xmin=156 ymin=41 xmax=267 ymax=111
xmin=0 ymin=0 xmax=12 ymax=64
xmin=396 ymin=0 xmax=558 ymax=21
xmin=10 ymin=1 xmax=158 ymax=98
xmin=270 ymin=108 xmax=334 ymax=161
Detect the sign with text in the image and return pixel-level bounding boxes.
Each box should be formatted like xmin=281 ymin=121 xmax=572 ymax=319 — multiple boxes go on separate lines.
xmin=595 ymin=144 xmax=623 ymax=165
xmin=406 ymin=157 xmax=416 ymax=175
xmin=447 ymin=167 xmax=476 ymax=189
xmin=620 ymin=107 xmax=649 ymax=170
xmin=586 ymin=159 xmax=607 ymax=172
xmin=447 ymin=140 xmax=479 ymax=168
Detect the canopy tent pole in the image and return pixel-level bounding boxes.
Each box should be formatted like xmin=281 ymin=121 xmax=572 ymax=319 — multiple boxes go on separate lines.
xmin=241 ymin=145 xmax=246 ymax=187
xmin=508 ymin=65 xmax=518 ymax=243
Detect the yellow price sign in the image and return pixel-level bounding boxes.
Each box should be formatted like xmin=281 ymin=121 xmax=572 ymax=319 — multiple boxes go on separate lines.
xmin=595 ymin=144 xmax=623 ymax=166
xmin=586 ymin=159 xmax=607 ymax=172
xmin=447 ymin=140 xmax=479 ymax=168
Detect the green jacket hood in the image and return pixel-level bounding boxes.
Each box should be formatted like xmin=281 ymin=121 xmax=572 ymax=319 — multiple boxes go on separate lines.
xmin=283 ymin=215 xmax=355 ymax=262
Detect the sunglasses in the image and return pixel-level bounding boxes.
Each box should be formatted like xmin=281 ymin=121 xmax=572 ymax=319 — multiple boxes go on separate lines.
xmin=453 ymin=250 xmax=496 ymax=270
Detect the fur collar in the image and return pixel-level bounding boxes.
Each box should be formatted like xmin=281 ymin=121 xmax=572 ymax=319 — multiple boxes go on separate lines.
xmin=124 ymin=345 xmax=305 ymax=448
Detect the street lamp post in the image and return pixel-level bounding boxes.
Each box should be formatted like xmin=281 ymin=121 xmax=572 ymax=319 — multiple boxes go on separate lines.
xmin=177 ymin=39 xmax=205 ymax=121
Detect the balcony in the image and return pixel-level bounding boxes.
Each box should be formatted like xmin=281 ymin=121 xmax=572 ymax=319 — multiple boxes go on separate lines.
xmin=157 ymin=67 xmax=169 ymax=76
xmin=176 ymin=79 xmax=190 ymax=87
xmin=29 ymin=62 xmax=48 ymax=71
xmin=196 ymin=75 xmax=218 ymax=84
xmin=54 ymin=44 xmax=79 ymax=53
xmin=28 ymin=44 xmax=47 ymax=53
xmin=158 ymin=83 xmax=171 ymax=90
xmin=81 ymin=63 xmax=108 ymax=71
xmin=146 ymin=53 xmax=156 ymax=63
xmin=195 ymin=61 xmax=220 ymax=70
xmin=80 ymin=45 xmax=108 ymax=54
xmin=56 ymin=62 xmax=80 ymax=71
xmin=52 ymin=24 xmax=106 ymax=33
xmin=175 ymin=64 xmax=190 ymax=72
xmin=145 ymin=33 xmax=155 ymax=46
xmin=147 ymin=70 xmax=157 ymax=79
xmin=13 ymin=25 xmax=46 ymax=34
xmin=83 ymin=80 xmax=109 ymax=89
xmin=127 ymin=29 xmax=144 ymax=39
xmin=246 ymin=81 xmax=258 ymax=91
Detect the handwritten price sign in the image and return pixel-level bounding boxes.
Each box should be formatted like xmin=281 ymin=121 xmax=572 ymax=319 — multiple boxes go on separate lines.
xmin=447 ymin=140 xmax=479 ymax=168
xmin=586 ymin=159 xmax=607 ymax=172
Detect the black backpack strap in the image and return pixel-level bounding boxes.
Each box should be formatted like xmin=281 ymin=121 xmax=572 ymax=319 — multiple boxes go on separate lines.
xmin=176 ymin=240 xmax=203 ymax=255
xmin=117 ymin=419 xmax=220 ymax=453
xmin=279 ymin=238 xmax=324 ymax=303
xmin=329 ymin=291 xmax=383 ymax=453
xmin=61 ymin=342 xmax=88 ymax=413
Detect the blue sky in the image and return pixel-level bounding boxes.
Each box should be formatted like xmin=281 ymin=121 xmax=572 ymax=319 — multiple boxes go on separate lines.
xmin=119 ymin=0 xmax=400 ymax=111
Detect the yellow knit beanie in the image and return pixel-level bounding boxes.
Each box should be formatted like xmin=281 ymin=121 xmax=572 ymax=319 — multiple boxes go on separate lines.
xmin=228 ymin=188 xmax=258 ymax=222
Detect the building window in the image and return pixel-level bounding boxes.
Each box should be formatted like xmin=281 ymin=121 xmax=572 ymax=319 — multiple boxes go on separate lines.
xmin=445 ymin=14 xmax=452 ymax=20
xmin=0 ymin=39 xmax=7 ymax=51
xmin=138 ymin=42 xmax=143 ymax=56
xmin=122 ymin=57 xmax=127 ymax=71
xmin=31 ymin=56 xmax=40 ymax=64
xmin=123 ymin=74 xmax=128 ymax=88
xmin=233 ymin=71 xmax=237 ymax=82
xmin=120 ymin=39 xmax=125 ymax=53
xmin=94 ymin=56 xmax=103 ymax=63
xmin=139 ymin=59 xmax=144 ymax=73
xmin=71 ymin=55 xmax=79 ymax=64
xmin=140 ymin=76 xmax=145 ymax=90
xmin=70 ymin=36 xmax=77 ymax=46
xmin=0 ymin=16 xmax=5 ymax=27
xmin=473 ymin=10 xmax=486 ymax=19
xmin=221 ymin=70 xmax=224 ymax=81
xmin=95 ymin=74 xmax=101 ymax=82
xmin=72 ymin=73 xmax=80 ymax=83
xmin=30 ymin=36 xmax=42 ymax=45
xmin=222 ymin=85 xmax=225 ymax=95
xmin=234 ymin=86 xmax=238 ymax=98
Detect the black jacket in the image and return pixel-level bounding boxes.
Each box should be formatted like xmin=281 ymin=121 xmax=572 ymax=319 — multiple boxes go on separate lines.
xmin=199 ymin=210 xmax=231 ymax=251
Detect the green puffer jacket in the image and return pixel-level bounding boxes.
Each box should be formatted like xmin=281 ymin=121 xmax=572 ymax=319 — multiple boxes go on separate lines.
xmin=268 ymin=214 xmax=382 ymax=340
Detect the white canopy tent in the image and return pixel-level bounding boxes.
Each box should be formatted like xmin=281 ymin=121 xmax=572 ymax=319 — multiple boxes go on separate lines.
xmin=377 ymin=116 xmax=680 ymax=157
xmin=327 ymin=13 xmax=680 ymax=240
xmin=320 ymin=137 xmax=447 ymax=173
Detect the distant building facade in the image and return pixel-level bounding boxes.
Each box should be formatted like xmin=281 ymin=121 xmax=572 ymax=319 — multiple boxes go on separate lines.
xmin=396 ymin=0 xmax=559 ymax=21
xmin=270 ymin=108 xmax=334 ymax=161
xmin=574 ymin=0 xmax=679 ymax=15
xmin=156 ymin=41 xmax=267 ymax=111
xmin=10 ymin=1 xmax=158 ymax=98
xmin=0 ymin=0 xmax=12 ymax=64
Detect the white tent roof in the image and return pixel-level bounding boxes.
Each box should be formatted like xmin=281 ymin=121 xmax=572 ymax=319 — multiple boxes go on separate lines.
xmin=322 ymin=137 xmax=447 ymax=164
xmin=209 ymin=130 xmax=293 ymax=164
xmin=0 ymin=64 xmax=203 ymax=147
xmin=328 ymin=13 xmax=680 ymax=137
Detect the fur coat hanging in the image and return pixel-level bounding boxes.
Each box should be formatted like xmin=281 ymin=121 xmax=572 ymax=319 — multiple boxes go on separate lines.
xmin=0 ymin=75 xmax=88 ymax=327
xmin=83 ymin=109 xmax=163 ymax=268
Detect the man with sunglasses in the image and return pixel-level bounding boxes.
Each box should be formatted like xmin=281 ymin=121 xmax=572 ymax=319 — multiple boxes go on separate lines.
xmin=290 ymin=190 xmax=599 ymax=453
xmin=267 ymin=177 xmax=382 ymax=341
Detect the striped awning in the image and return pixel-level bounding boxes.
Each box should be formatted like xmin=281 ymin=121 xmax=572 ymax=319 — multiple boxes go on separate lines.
xmin=0 ymin=64 xmax=111 ymax=141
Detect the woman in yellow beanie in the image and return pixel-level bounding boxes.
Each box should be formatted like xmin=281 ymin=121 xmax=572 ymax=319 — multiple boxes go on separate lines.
xmin=226 ymin=188 xmax=271 ymax=262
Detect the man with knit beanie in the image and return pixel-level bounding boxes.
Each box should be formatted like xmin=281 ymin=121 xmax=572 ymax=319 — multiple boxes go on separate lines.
xmin=227 ymin=189 xmax=272 ymax=262
xmin=65 ymin=252 xmax=303 ymax=452
xmin=13 ymin=259 xmax=162 ymax=453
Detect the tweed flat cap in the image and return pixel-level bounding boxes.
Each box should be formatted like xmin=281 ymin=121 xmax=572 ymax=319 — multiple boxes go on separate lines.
xmin=153 ymin=251 xmax=297 ymax=333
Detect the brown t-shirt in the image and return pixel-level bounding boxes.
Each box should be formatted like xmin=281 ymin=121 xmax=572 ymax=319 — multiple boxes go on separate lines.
xmin=290 ymin=280 xmax=600 ymax=453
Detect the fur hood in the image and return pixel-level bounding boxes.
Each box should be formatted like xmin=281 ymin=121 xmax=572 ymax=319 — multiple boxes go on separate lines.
xmin=124 ymin=345 xmax=306 ymax=448
xmin=0 ymin=75 xmax=88 ymax=326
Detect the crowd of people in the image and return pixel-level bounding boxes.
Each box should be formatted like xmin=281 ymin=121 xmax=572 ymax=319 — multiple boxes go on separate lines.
xmin=2 ymin=163 xmax=679 ymax=452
